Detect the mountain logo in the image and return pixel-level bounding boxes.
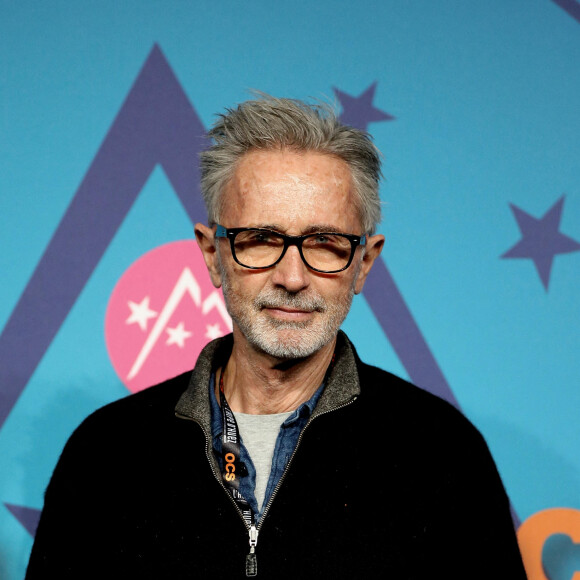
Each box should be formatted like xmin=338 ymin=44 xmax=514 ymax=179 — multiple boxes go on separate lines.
xmin=105 ymin=240 xmax=231 ymax=392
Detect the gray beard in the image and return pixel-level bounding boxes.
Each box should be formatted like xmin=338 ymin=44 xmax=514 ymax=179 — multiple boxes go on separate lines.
xmin=242 ymin=289 xmax=353 ymax=359
xmin=219 ymin=266 xmax=354 ymax=360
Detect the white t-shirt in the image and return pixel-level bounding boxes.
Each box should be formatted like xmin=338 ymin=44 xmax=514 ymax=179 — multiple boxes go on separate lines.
xmin=233 ymin=411 xmax=293 ymax=512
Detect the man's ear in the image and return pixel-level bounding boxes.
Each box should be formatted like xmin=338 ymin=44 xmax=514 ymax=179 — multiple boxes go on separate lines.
xmin=354 ymin=234 xmax=385 ymax=295
xmin=195 ymin=223 xmax=223 ymax=288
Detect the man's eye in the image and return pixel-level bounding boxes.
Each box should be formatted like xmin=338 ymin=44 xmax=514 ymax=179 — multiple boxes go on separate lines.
xmin=305 ymin=234 xmax=350 ymax=251
xmin=313 ymin=234 xmax=331 ymax=244
xmin=251 ymin=232 xmax=271 ymax=242
xmin=244 ymin=231 xmax=279 ymax=244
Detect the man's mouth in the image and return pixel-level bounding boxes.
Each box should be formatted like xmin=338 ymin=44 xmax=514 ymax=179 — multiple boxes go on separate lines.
xmin=267 ymin=305 xmax=313 ymax=313
xmin=263 ymin=305 xmax=315 ymax=320
xmin=255 ymin=290 xmax=326 ymax=320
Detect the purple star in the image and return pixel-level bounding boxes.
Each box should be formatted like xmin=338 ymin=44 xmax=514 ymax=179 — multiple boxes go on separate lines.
xmin=501 ymin=196 xmax=580 ymax=290
xmin=333 ymin=82 xmax=394 ymax=132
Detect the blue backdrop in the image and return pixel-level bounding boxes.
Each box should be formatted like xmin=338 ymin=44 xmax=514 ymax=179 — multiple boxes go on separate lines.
xmin=2 ymin=2 xmax=580 ymax=578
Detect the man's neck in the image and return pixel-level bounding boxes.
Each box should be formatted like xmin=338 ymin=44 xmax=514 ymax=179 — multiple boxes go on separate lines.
xmin=218 ymin=334 xmax=336 ymax=415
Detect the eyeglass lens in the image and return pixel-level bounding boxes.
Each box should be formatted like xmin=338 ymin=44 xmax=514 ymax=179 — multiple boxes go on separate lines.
xmin=233 ymin=230 xmax=353 ymax=271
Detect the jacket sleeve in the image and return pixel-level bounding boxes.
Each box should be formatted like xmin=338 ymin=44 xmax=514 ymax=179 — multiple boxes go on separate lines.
xmin=422 ymin=417 xmax=528 ymax=578
xmin=25 ymin=412 xmax=117 ymax=578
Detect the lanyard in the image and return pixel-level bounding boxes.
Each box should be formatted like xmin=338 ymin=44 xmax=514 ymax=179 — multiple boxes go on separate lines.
xmin=217 ymin=352 xmax=335 ymax=577
xmin=218 ymin=369 xmax=258 ymax=576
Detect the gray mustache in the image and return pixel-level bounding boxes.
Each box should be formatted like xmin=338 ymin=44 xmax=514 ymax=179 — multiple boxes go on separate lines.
xmin=255 ymin=291 xmax=326 ymax=313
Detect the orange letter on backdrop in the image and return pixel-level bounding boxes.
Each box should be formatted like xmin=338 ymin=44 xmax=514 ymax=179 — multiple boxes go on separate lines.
xmin=517 ymin=508 xmax=580 ymax=580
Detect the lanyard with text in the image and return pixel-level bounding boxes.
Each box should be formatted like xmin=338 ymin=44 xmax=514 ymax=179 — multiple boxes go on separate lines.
xmin=218 ymin=369 xmax=258 ymax=577
xmin=218 ymin=352 xmax=335 ymax=577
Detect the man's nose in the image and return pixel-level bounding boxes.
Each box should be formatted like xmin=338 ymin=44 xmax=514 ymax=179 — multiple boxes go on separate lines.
xmin=270 ymin=245 xmax=310 ymax=292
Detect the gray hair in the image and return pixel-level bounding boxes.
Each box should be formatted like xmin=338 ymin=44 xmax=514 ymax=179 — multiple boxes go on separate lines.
xmin=200 ymin=94 xmax=383 ymax=234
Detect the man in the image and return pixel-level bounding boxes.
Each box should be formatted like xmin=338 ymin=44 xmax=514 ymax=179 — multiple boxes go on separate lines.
xmin=27 ymin=96 xmax=527 ymax=578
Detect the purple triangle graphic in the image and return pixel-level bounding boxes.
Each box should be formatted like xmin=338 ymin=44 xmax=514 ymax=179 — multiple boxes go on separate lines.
xmin=0 ymin=44 xmax=208 ymax=429
xmin=362 ymin=259 xmax=458 ymax=407
xmin=551 ymin=0 xmax=580 ymax=23
xmin=5 ymin=503 xmax=41 ymax=536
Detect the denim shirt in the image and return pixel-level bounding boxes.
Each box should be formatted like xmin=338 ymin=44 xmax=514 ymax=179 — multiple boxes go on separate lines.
xmin=209 ymin=374 xmax=324 ymax=522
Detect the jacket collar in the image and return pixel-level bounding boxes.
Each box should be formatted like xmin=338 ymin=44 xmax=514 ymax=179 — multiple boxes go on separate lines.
xmin=174 ymin=330 xmax=361 ymax=428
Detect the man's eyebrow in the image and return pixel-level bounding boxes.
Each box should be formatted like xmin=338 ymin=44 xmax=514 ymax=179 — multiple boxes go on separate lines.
xmin=250 ymin=223 xmax=285 ymax=231
xmin=301 ymin=224 xmax=347 ymax=234
xmin=249 ymin=223 xmax=348 ymax=234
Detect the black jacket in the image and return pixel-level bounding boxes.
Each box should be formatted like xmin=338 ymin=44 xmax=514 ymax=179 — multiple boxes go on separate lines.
xmin=27 ymin=333 xmax=527 ymax=578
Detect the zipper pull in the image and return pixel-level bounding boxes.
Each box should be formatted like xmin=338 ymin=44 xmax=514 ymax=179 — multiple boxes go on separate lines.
xmin=245 ymin=524 xmax=258 ymax=577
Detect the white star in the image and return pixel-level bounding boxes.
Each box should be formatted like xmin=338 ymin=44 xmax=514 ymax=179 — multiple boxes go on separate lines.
xmin=166 ymin=322 xmax=193 ymax=348
xmin=126 ymin=297 xmax=158 ymax=331
xmin=205 ymin=323 xmax=224 ymax=340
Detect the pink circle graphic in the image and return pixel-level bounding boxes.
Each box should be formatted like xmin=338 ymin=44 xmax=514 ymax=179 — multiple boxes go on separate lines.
xmin=105 ymin=240 xmax=232 ymax=393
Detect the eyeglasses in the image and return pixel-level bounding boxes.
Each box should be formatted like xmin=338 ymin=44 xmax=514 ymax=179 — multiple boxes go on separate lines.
xmin=215 ymin=225 xmax=366 ymax=273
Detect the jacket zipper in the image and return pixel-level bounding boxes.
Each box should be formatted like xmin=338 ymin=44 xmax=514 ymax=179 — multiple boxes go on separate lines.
xmin=175 ymin=413 xmax=260 ymax=574
xmin=176 ymin=394 xmax=357 ymax=576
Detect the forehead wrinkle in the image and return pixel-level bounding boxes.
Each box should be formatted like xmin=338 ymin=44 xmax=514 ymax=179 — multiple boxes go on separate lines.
xmin=222 ymin=149 xmax=361 ymax=233
xmin=235 ymin=150 xmax=352 ymax=201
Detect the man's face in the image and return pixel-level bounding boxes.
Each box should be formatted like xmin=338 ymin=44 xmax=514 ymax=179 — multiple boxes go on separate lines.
xmin=197 ymin=148 xmax=383 ymax=359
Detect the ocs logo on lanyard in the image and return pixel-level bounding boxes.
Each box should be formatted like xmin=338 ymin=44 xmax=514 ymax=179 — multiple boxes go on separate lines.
xmin=225 ymin=452 xmax=236 ymax=481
